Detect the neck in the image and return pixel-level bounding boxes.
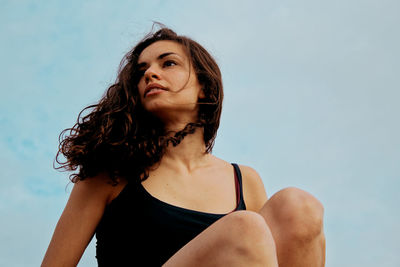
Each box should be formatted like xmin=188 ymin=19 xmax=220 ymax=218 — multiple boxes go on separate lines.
xmin=161 ymin=125 xmax=210 ymax=174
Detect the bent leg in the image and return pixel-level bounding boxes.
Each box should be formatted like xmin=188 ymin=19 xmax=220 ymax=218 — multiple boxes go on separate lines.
xmin=259 ymin=187 xmax=326 ymax=267
xmin=163 ymin=210 xmax=278 ymax=267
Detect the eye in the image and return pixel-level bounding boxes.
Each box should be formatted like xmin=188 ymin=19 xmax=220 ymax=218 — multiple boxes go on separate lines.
xmin=163 ymin=60 xmax=177 ymax=67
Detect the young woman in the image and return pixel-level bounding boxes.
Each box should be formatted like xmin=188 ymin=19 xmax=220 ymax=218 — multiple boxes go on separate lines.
xmin=42 ymin=27 xmax=326 ymax=266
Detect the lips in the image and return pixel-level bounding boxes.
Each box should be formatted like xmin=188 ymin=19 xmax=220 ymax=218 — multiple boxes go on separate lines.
xmin=144 ymin=83 xmax=167 ymax=98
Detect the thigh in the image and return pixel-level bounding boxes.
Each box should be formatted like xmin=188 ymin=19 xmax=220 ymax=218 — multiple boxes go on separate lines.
xmin=163 ymin=210 xmax=278 ymax=267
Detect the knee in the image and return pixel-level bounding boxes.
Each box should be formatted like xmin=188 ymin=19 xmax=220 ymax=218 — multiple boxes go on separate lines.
xmin=270 ymin=187 xmax=324 ymax=243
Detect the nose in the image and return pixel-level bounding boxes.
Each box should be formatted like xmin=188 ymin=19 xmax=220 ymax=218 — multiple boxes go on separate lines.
xmin=144 ymin=66 xmax=161 ymax=83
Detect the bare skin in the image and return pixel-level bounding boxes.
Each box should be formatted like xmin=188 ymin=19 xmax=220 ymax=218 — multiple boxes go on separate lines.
xmin=42 ymin=40 xmax=325 ymax=266
xmin=42 ymin=157 xmax=325 ymax=267
xmin=163 ymin=210 xmax=279 ymax=267
xmin=259 ymin=187 xmax=326 ymax=267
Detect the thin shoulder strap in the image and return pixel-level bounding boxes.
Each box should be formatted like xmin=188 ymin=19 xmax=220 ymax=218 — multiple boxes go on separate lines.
xmin=231 ymin=163 xmax=244 ymax=208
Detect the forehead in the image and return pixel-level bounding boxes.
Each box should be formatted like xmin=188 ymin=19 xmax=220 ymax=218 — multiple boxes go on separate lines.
xmin=138 ymin=40 xmax=187 ymax=63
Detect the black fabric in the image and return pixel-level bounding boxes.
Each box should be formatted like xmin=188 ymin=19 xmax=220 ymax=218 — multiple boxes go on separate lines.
xmin=95 ymin=163 xmax=246 ymax=266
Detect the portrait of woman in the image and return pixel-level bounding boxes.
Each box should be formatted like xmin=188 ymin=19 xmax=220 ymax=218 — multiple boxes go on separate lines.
xmin=41 ymin=26 xmax=325 ymax=266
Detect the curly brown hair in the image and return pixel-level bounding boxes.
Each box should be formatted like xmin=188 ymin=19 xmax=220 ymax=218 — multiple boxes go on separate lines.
xmin=55 ymin=26 xmax=223 ymax=184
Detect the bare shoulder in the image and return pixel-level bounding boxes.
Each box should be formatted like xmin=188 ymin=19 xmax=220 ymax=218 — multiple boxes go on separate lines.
xmin=209 ymin=156 xmax=268 ymax=212
xmin=72 ymin=173 xmax=127 ymax=205
xmin=41 ymin=173 xmax=127 ymax=266
xmin=238 ymin=164 xmax=268 ymax=212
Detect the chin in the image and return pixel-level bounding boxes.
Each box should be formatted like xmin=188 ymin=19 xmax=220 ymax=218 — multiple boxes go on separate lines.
xmin=143 ymin=100 xmax=170 ymax=113
xmin=141 ymin=102 xmax=170 ymax=119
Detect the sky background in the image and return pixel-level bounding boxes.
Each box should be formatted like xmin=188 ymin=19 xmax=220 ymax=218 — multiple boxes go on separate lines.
xmin=1 ymin=0 xmax=399 ymax=266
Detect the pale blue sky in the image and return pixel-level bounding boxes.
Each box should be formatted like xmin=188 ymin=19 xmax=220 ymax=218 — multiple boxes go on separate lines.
xmin=1 ymin=0 xmax=399 ymax=266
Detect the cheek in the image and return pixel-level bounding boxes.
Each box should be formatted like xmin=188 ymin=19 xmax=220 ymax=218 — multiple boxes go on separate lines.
xmin=167 ymin=69 xmax=188 ymax=87
xmin=137 ymin=80 xmax=146 ymax=96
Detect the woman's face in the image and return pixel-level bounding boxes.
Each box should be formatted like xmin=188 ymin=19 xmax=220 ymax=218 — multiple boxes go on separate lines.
xmin=137 ymin=40 xmax=204 ymax=122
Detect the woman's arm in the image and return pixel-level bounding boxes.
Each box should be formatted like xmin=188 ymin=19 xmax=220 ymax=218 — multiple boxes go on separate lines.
xmin=41 ymin=174 xmax=116 ymax=267
xmin=239 ymin=165 xmax=269 ymax=212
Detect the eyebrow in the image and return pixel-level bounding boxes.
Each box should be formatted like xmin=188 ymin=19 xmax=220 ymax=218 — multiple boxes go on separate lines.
xmin=137 ymin=52 xmax=178 ymax=69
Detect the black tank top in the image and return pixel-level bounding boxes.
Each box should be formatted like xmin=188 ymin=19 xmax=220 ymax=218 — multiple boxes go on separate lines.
xmin=95 ymin=163 xmax=247 ymax=266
